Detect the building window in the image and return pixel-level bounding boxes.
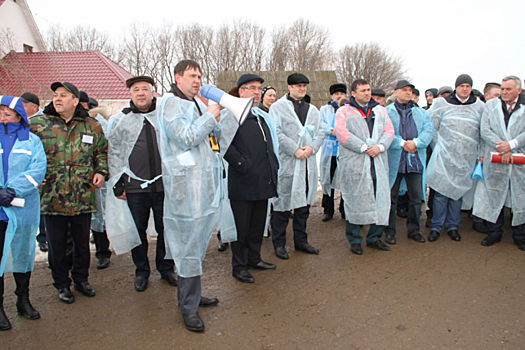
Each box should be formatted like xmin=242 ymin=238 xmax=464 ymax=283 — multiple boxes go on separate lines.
xmin=23 ymin=44 xmax=33 ymax=53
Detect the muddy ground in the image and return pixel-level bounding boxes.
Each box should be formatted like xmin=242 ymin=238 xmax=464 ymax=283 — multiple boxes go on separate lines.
xmin=1 ymin=192 xmax=524 ymax=349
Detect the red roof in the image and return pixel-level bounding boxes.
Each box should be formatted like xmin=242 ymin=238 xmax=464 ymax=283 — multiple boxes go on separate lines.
xmin=0 ymin=51 xmax=134 ymax=100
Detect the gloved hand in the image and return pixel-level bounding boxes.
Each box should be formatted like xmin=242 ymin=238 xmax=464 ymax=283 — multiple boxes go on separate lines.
xmin=0 ymin=188 xmax=16 ymax=207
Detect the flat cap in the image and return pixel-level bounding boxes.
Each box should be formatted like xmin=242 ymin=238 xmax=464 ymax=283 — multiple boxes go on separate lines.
xmin=50 ymin=82 xmax=79 ymax=99
xmin=236 ymin=73 xmax=264 ymax=88
xmin=79 ymin=90 xmax=89 ymax=103
xmin=394 ymin=79 xmax=415 ymax=90
xmin=371 ymin=88 xmax=386 ymax=97
xmin=126 ymin=75 xmax=155 ymax=89
xmin=287 ymin=73 xmax=310 ymax=85
xmin=20 ymin=92 xmax=40 ymax=106
xmin=437 ymin=86 xmax=453 ymax=96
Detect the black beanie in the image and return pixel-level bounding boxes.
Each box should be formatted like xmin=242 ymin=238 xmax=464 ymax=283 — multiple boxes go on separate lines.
xmin=455 ymin=74 xmax=473 ymax=88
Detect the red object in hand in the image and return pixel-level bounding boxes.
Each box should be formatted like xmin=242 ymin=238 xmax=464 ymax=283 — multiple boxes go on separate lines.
xmin=490 ymin=152 xmax=525 ymax=164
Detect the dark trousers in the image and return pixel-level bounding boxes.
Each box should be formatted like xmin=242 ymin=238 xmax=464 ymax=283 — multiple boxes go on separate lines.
xmin=385 ymin=172 xmax=423 ymax=237
xmin=126 ymin=192 xmax=174 ymax=278
xmin=92 ymin=230 xmax=111 ymax=259
xmin=44 ymin=214 xmax=91 ymax=290
xmin=230 ymin=199 xmax=268 ymax=272
xmin=36 ymin=216 xmax=46 ymax=243
xmin=271 ymin=205 xmax=310 ymax=249
xmin=485 ymin=209 xmax=525 ymax=243
xmin=177 ymin=275 xmax=201 ymax=315
xmin=322 ymin=156 xmax=344 ymax=216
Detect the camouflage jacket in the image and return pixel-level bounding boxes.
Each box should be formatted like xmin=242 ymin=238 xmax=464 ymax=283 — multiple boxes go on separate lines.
xmin=29 ymin=105 xmax=108 ymax=216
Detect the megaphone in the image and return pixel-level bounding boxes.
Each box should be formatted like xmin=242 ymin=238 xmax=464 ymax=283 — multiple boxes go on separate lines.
xmin=200 ymin=85 xmax=253 ymax=125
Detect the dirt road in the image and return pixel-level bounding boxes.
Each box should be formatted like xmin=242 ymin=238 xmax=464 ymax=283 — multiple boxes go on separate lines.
xmin=2 ymin=195 xmax=524 ymax=349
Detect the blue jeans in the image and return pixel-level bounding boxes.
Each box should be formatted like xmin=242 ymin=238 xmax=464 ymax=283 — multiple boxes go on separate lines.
xmin=429 ymin=191 xmax=462 ymax=232
xmin=385 ymin=172 xmax=423 ymax=237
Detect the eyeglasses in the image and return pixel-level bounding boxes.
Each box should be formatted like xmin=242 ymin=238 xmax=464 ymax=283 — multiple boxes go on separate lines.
xmin=241 ymin=86 xmax=263 ymax=92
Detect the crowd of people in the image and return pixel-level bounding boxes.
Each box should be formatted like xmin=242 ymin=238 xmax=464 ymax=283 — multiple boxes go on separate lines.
xmin=0 ymin=60 xmax=523 ymax=333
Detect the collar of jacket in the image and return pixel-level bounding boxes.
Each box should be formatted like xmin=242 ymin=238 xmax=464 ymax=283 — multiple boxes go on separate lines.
xmin=498 ymin=92 xmax=525 ymax=109
xmin=169 ymin=84 xmax=192 ymax=101
xmin=445 ymin=91 xmax=477 ymax=105
xmin=43 ymin=101 xmax=89 ymax=119
xmin=394 ymin=99 xmax=414 ymax=111
xmin=348 ymin=96 xmax=379 ymax=111
xmin=122 ymin=97 xmax=157 ymax=115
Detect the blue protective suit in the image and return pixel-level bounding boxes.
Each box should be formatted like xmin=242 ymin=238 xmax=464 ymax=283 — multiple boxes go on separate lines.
xmin=319 ymin=103 xmax=339 ymax=195
xmin=269 ymin=95 xmax=324 ymax=211
xmin=105 ymin=108 xmax=159 ymax=254
xmin=155 ymin=93 xmax=238 ymax=278
xmin=473 ymin=98 xmax=525 ymax=225
xmin=0 ymin=96 xmax=46 ymax=276
xmin=91 ymin=114 xmax=108 ymax=232
xmin=386 ymin=103 xmax=434 ymax=201
xmin=426 ymin=96 xmax=484 ymax=207
xmin=335 ymin=104 xmax=394 ymax=225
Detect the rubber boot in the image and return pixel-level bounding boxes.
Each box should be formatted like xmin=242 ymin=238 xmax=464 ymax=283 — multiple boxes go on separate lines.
xmin=14 ymin=272 xmax=40 ymax=320
xmin=0 ymin=275 xmax=12 ymax=330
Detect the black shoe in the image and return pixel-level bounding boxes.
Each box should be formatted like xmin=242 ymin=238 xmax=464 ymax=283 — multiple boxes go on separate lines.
xmin=16 ymin=297 xmax=40 ymax=320
xmin=134 ymin=276 xmax=148 ymax=292
xmin=217 ymin=241 xmax=228 ymax=252
xmin=481 ymin=235 xmax=501 ymax=246
xmin=385 ymin=234 xmax=396 ymax=245
xmin=161 ymin=272 xmax=178 ymax=287
xmin=74 ymin=282 xmax=95 ymax=297
xmin=472 ymin=221 xmax=488 ymax=234
xmin=321 ymin=214 xmax=333 ymax=222
xmin=397 ymin=209 xmax=408 ymax=218
xmin=425 ymin=213 xmax=432 ymax=228
xmin=182 ymin=312 xmax=204 ymax=332
xmin=97 ymin=257 xmax=110 ymax=270
xmin=295 ymin=243 xmax=319 ymax=255
xmin=408 ymin=233 xmax=426 ymax=243
xmin=275 ymin=247 xmax=289 ymax=260
xmin=447 ymin=229 xmax=461 ymax=242
xmin=58 ymin=287 xmax=74 ymax=304
xmin=350 ymin=243 xmax=363 ymax=255
xmin=428 ymin=230 xmax=440 ymax=242
xmin=232 ymin=270 xmax=254 ymax=283
xmin=366 ymin=240 xmax=390 ymax=251
xmin=0 ymin=308 xmax=11 ymax=331
xmin=248 ymin=261 xmax=276 ymax=270
xmin=38 ymin=241 xmax=48 ymax=252
xmin=199 ymin=296 xmax=219 ymax=307
xmin=515 ymin=241 xmax=525 ymax=251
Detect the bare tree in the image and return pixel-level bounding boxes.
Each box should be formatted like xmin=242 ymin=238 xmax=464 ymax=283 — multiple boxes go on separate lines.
xmin=119 ymin=22 xmax=156 ymax=77
xmin=335 ymin=42 xmax=407 ymax=95
xmin=266 ymin=19 xmax=332 ymax=71
xmin=44 ymin=24 xmax=116 ymax=58
xmin=174 ymin=23 xmax=216 ymax=84
xmin=0 ymin=28 xmax=17 ymax=57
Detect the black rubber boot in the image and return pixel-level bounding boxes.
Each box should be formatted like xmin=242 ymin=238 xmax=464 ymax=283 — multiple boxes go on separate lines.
xmin=0 ymin=276 xmax=12 ymax=330
xmin=14 ymin=272 xmax=40 ymax=320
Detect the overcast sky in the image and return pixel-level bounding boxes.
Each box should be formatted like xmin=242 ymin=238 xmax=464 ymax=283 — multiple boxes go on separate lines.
xmin=27 ymin=0 xmax=525 ymax=96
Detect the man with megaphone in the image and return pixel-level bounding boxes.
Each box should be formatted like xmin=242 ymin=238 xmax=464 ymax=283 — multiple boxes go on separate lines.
xmin=154 ymin=60 xmax=240 ymax=332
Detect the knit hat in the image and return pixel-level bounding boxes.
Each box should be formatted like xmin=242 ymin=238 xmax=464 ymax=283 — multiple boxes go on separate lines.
xmin=455 ymin=74 xmax=473 ymax=88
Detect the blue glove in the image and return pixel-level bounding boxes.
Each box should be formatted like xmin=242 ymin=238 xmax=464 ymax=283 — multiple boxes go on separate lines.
xmin=0 ymin=188 xmax=16 ymax=207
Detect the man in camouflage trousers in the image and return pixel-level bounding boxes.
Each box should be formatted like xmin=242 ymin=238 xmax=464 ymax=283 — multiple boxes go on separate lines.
xmin=29 ymin=82 xmax=108 ymax=304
